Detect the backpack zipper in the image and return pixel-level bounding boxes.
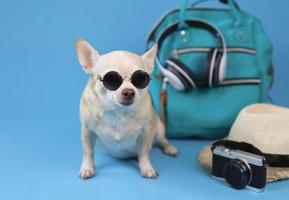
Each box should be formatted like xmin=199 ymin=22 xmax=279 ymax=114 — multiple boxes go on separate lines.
xmin=171 ymin=47 xmax=256 ymax=58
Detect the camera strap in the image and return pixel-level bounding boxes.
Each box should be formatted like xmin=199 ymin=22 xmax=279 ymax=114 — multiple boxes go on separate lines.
xmin=211 ymin=140 xmax=289 ymax=167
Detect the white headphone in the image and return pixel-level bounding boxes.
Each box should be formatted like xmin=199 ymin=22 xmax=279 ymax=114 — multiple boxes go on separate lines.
xmin=155 ymin=19 xmax=227 ymax=91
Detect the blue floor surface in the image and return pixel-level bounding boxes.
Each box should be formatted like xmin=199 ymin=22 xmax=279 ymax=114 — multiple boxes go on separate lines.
xmin=1 ymin=1 xmax=289 ymax=199
xmin=0 ymin=118 xmax=288 ymax=200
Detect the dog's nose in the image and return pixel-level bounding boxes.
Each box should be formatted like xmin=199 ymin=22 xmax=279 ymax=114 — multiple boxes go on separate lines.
xmin=122 ymin=88 xmax=135 ymax=99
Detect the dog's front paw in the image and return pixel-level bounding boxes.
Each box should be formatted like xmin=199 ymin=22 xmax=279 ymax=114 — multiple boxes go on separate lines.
xmin=163 ymin=145 xmax=179 ymax=157
xmin=140 ymin=167 xmax=158 ymax=179
xmin=79 ymin=162 xmax=95 ymax=179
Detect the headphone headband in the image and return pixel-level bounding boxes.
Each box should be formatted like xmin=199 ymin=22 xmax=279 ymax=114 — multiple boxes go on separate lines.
xmin=156 ymin=20 xmax=227 ymax=49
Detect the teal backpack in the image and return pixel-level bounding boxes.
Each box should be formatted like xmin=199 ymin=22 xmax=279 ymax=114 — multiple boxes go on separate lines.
xmin=147 ymin=0 xmax=273 ymax=138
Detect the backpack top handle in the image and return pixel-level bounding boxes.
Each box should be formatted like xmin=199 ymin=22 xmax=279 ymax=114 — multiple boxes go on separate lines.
xmin=179 ymin=0 xmax=240 ymax=28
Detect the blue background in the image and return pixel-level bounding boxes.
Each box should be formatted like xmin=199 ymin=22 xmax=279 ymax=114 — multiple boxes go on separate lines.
xmin=0 ymin=0 xmax=288 ymax=199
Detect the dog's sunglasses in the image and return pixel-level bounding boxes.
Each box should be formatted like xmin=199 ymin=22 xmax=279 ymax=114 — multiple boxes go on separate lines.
xmin=97 ymin=70 xmax=151 ymax=91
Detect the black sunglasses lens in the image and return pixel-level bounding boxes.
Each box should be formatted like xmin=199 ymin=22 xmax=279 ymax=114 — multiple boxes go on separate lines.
xmin=102 ymin=71 xmax=123 ymax=91
xmin=131 ymin=70 xmax=150 ymax=89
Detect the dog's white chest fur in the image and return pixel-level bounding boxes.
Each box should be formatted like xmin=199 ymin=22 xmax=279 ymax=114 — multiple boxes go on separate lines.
xmin=96 ymin=131 xmax=140 ymax=158
xmin=91 ymin=109 xmax=145 ymax=158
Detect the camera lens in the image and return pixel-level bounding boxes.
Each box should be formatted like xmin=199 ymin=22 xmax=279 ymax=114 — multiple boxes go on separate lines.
xmin=223 ymin=159 xmax=252 ymax=189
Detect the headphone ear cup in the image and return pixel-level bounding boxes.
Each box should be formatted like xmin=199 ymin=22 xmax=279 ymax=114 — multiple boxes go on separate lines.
xmin=166 ymin=57 xmax=198 ymax=89
xmin=166 ymin=65 xmax=190 ymax=90
xmin=213 ymin=50 xmax=224 ymax=86
xmin=164 ymin=61 xmax=188 ymax=90
xmin=204 ymin=48 xmax=218 ymax=87
xmin=203 ymin=49 xmax=214 ymax=87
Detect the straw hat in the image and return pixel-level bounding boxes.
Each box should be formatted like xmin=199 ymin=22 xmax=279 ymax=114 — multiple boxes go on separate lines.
xmin=198 ymin=103 xmax=289 ymax=182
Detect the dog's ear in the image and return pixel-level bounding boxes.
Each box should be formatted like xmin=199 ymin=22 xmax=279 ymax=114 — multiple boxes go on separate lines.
xmin=142 ymin=44 xmax=158 ymax=74
xmin=76 ymin=38 xmax=100 ymax=73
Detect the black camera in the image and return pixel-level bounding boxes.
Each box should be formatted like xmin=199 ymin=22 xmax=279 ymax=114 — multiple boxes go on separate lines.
xmin=212 ymin=145 xmax=267 ymax=191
